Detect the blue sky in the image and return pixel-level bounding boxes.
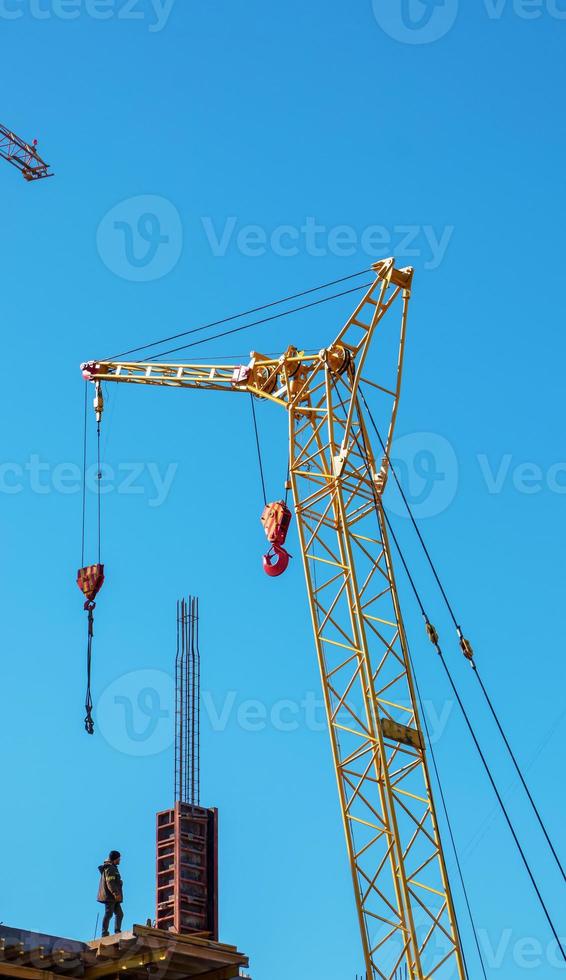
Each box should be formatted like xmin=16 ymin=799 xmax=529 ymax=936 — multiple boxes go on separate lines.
xmin=1 ymin=1 xmax=566 ymax=977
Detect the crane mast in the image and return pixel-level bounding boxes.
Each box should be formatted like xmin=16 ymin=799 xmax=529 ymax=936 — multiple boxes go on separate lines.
xmin=82 ymin=258 xmax=466 ymax=979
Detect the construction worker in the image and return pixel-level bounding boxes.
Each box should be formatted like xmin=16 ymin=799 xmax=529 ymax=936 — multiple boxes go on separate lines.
xmin=97 ymin=850 xmax=124 ymax=937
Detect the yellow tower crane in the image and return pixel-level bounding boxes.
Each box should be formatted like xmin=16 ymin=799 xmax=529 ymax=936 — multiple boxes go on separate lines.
xmin=82 ymin=258 xmax=466 ymax=980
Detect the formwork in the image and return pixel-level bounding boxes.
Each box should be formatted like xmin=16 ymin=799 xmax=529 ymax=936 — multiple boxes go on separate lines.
xmin=156 ymin=802 xmax=219 ymax=938
xmin=0 ymin=924 xmax=247 ymax=980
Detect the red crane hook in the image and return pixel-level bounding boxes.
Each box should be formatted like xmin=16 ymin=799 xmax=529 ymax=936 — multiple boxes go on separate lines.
xmin=263 ymin=543 xmax=291 ymax=577
xmin=260 ymin=501 xmax=292 ymax=577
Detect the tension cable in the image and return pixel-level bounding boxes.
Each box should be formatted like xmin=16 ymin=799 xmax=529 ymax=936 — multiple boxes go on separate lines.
xmin=360 ymin=384 xmax=566 ymax=888
xmin=108 ymin=268 xmax=371 ymax=361
xmin=379 ymin=480 xmax=566 ymax=967
xmin=330 ymin=374 xmax=487 ymax=975
xmin=354 ymin=429 xmax=566 ymax=964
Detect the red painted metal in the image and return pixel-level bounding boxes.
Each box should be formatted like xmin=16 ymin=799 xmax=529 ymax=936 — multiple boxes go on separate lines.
xmin=77 ymin=564 xmax=105 ymax=608
xmin=232 ymin=365 xmax=251 ymax=385
xmin=157 ymin=600 xmax=218 ymax=937
xmin=261 ymin=501 xmax=292 ymax=576
xmin=0 ymin=124 xmax=53 ymax=181
xmin=261 ymin=500 xmax=292 ymax=546
xmin=81 ymin=361 xmax=104 ymax=380
xmin=263 ymin=544 xmax=291 ymax=577
xmin=156 ymin=802 xmax=219 ymax=938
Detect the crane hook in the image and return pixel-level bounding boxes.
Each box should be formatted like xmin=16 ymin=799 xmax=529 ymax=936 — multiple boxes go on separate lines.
xmin=263 ymin=543 xmax=291 ymax=577
xmin=260 ymin=500 xmax=292 ymax=577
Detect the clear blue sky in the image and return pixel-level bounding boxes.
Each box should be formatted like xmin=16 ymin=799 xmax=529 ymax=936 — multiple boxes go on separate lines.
xmin=1 ymin=2 xmax=566 ymax=978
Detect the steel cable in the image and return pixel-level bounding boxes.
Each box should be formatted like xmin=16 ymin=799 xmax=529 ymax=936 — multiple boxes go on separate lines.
xmin=329 ymin=374 xmax=486 ymax=976
xmin=145 ymin=283 xmax=370 ymax=361
xmin=359 ymin=384 xmax=566 ymax=888
xmin=107 ymin=269 xmax=371 ymax=361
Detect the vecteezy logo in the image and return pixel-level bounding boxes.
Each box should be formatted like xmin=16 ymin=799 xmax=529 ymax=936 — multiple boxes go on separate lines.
xmin=97 ymin=669 xmax=174 ymax=756
xmin=97 ymin=195 xmax=183 ymax=282
xmin=386 ymin=432 xmax=458 ymax=519
xmin=372 ymin=0 xmax=458 ymax=44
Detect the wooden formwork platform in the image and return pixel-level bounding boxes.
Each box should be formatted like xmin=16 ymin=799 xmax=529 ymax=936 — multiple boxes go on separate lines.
xmin=0 ymin=924 xmax=248 ymax=980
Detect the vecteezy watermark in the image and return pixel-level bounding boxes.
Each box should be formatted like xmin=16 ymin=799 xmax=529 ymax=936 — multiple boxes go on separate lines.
xmin=483 ymin=0 xmax=566 ymax=20
xmin=371 ymin=0 xmax=459 ymax=45
xmin=0 ymin=455 xmax=178 ymax=507
xmin=371 ymin=0 xmax=566 ymax=45
xmin=97 ymin=669 xmax=174 ymax=756
xmin=204 ymin=690 xmax=454 ymax=740
xmin=477 ymin=454 xmax=566 ymax=495
xmin=368 ymin=918 xmax=566 ymax=976
xmin=0 ymin=0 xmax=176 ymax=31
xmin=384 ymin=438 xmax=566 ymax=520
xmin=478 ymin=929 xmax=566 ymax=971
xmin=387 ymin=432 xmax=459 ymax=520
xmin=201 ymin=216 xmax=454 ymax=270
xmin=96 ymin=668 xmax=457 ymax=757
xmin=97 ymin=195 xmax=183 ymax=281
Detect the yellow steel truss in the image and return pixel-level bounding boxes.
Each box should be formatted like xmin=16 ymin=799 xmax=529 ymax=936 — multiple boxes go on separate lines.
xmin=83 ymin=259 xmax=465 ymax=980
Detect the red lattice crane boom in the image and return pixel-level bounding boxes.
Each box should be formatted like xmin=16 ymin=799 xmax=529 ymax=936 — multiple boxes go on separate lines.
xmin=0 ymin=124 xmax=53 ymax=181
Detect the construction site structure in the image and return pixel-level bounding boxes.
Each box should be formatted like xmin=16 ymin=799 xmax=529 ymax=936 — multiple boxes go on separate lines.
xmin=156 ymin=598 xmax=219 ymax=939
xmin=156 ymin=803 xmax=219 ymax=938
xmin=0 ymin=124 xmax=53 ymax=181
xmin=0 ymin=924 xmax=247 ymax=980
xmin=82 ymin=258 xmax=466 ymax=979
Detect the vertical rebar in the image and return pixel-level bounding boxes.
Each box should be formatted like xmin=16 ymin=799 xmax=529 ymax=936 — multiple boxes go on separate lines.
xmin=195 ymin=597 xmax=201 ymax=806
xmin=175 ymin=596 xmax=201 ymax=805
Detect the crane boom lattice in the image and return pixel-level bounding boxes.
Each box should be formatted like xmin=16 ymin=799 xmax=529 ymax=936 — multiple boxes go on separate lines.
xmin=0 ymin=124 xmax=53 ymax=181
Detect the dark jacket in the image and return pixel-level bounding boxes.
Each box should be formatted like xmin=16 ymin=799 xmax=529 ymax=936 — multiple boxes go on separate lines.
xmin=97 ymin=862 xmax=123 ymax=903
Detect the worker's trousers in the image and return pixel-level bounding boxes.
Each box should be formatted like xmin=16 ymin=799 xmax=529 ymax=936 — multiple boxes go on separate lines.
xmin=101 ymin=900 xmax=123 ymax=936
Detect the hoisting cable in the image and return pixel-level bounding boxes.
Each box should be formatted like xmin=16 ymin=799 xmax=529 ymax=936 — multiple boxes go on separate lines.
xmin=359 ymin=385 xmax=566 ymax=888
xmin=96 ymin=408 xmax=102 ymax=564
xmin=250 ymin=394 xmax=267 ymax=506
xmin=249 ymin=395 xmax=293 ymax=577
xmin=329 ymin=374 xmax=487 ymax=976
xmin=107 ymin=268 xmax=371 ymax=361
xmin=81 ymin=382 xmax=88 ymax=569
xmin=284 ymin=462 xmax=291 ymax=507
xmin=77 ymin=382 xmax=105 ymax=736
xmin=84 ymin=604 xmax=95 ymax=736
xmin=145 ymin=283 xmax=371 ymax=362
